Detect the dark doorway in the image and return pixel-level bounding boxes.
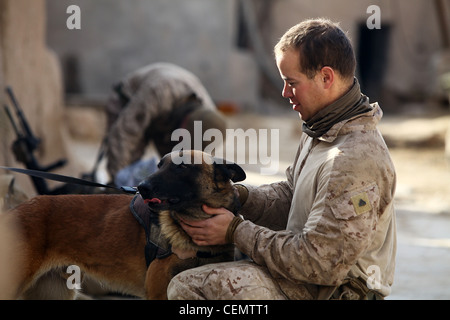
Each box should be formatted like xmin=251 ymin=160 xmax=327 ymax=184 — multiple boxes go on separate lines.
xmin=357 ymin=23 xmax=391 ymax=104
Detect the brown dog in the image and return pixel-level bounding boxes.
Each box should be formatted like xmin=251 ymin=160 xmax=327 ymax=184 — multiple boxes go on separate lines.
xmin=5 ymin=150 xmax=246 ymax=299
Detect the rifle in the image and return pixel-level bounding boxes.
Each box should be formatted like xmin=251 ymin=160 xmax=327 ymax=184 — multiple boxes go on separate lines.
xmin=3 ymin=86 xmax=67 ymax=194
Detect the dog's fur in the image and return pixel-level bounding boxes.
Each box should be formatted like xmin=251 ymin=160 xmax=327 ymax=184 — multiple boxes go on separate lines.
xmin=6 ymin=150 xmax=245 ymax=299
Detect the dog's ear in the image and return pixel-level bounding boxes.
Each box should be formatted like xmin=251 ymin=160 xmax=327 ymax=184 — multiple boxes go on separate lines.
xmin=213 ymin=158 xmax=246 ymax=183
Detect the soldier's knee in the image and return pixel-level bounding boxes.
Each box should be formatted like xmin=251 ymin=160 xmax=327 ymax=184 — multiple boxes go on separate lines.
xmin=167 ymin=269 xmax=203 ymax=300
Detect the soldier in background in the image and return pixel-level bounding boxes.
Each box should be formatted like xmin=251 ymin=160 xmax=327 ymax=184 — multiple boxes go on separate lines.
xmin=103 ymin=63 xmax=226 ymax=184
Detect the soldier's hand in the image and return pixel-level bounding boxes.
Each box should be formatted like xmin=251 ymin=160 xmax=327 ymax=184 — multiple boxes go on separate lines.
xmin=179 ymin=205 xmax=234 ymax=246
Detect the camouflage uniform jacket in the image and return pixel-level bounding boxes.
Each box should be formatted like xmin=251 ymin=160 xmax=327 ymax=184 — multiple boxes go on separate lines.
xmin=235 ymin=103 xmax=397 ymax=298
xmin=105 ymin=63 xmax=216 ymax=178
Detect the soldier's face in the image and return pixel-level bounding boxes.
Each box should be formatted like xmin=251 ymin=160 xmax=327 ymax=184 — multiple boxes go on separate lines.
xmin=276 ymin=48 xmax=326 ymax=121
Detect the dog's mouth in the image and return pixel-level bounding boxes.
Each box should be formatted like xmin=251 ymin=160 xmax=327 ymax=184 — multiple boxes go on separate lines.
xmin=144 ymin=198 xmax=163 ymax=205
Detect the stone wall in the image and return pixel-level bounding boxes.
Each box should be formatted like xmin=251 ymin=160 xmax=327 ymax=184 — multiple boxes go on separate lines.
xmin=0 ymin=0 xmax=67 ymax=195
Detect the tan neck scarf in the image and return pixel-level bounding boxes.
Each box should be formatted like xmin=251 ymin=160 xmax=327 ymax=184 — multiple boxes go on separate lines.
xmin=302 ymin=78 xmax=373 ymax=138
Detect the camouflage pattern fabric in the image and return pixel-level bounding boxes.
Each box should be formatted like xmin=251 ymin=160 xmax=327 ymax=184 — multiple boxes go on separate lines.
xmin=104 ymin=63 xmax=221 ymax=179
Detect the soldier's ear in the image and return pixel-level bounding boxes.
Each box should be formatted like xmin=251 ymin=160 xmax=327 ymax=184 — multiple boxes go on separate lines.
xmin=212 ymin=157 xmax=246 ymax=183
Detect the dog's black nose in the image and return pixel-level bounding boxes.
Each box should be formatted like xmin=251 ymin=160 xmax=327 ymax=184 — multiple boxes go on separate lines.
xmin=137 ymin=181 xmax=151 ymax=197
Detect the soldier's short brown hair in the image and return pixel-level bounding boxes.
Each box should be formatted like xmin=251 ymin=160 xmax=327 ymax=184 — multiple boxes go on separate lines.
xmin=274 ymin=18 xmax=356 ymax=81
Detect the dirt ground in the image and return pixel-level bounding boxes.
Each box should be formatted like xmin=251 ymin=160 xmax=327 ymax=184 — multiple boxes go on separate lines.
xmin=386 ymin=147 xmax=450 ymax=299
xmin=51 ymin=107 xmax=450 ymax=299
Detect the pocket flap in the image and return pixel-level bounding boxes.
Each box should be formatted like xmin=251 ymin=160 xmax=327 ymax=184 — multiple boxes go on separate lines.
xmin=330 ymin=183 xmax=380 ymax=220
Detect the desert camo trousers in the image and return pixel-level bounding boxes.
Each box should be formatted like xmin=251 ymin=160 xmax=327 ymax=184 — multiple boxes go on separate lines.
xmin=167 ymin=260 xmax=380 ymax=300
xmin=167 ymin=260 xmax=323 ymax=300
xmin=167 ymin=260 xmax=288 ymax=300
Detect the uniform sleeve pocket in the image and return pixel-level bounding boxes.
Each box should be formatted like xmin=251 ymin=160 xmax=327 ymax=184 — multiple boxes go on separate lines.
xmin=330 ymin=183 xmax=380 ymax=220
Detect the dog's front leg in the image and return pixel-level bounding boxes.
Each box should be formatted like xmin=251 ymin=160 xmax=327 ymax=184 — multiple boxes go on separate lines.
xmin=145 ymin=253 xmax=198 ymax=300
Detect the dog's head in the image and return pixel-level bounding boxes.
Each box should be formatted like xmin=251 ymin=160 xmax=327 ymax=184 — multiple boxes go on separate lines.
xmin=137 ymin=150 xmax=246 ymax=221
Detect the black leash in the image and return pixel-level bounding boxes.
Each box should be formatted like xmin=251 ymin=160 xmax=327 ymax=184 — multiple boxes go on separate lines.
xmin=0 ymin=166 xmax=137 ymax=194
